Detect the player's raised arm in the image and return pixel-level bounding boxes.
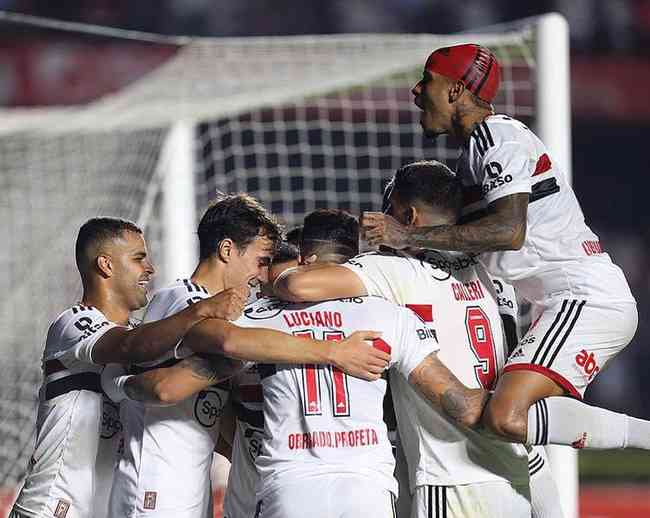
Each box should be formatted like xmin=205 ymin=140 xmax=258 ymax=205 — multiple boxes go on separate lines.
xmin=90 ymin=286 xmax=248 ymax=365
xmin=362 ymin=193 xmax=528 ymax=254
xmin=273 ymin=263 xmax=367 ymax=302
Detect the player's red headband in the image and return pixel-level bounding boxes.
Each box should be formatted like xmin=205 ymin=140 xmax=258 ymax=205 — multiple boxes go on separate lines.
xmin=424 ymin=44 xmax=500 ymax=103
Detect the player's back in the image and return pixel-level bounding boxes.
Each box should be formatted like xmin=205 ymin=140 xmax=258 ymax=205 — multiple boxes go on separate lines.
xmin=13 ymin=305 xmax=118 ymax=518
xmin=234 ymin=296 xmax=436 ymax=501
xmin=457 ymin=114 xmax=634 ymax=305
xmin=110 ymin=280 xmax=229 ymax=518
xmin=343 ymin=249 xmax=529 ymax=489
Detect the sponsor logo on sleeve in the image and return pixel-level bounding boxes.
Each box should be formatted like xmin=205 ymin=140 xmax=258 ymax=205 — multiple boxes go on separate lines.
xmin=482 ymin=161 xmax=512 ymax=194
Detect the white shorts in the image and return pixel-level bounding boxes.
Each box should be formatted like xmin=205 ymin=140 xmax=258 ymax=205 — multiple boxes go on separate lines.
xmin=504 ymin=298 xmax=637 ymax=398
xmin=411 ymin=482 xmax=531 ymax=518
xmin=254 ymin=476 xmax=396 ymax=518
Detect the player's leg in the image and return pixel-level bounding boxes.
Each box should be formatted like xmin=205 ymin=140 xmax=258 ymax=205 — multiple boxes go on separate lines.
xmin=528 ymin=446 xmax=565 ymax=518
xmin=483 ymin=299 xmax=650 ymax=449
xmin=411 ymin=482 xmax=531 ymax=518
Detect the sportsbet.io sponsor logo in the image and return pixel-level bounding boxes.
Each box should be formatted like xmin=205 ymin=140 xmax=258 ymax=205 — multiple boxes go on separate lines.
xmin=483 ymin=161 xmax=512 ymax=194
xmin=194 ymin=388 xmax=226 ymax=427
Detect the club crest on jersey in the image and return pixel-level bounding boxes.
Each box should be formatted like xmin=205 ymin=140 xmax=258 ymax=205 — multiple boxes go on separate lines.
xmin=194 ymin=388 xmax=226 ymax=428
xmin=575 ymin=349 xmax=600 ymax=381
xmin=101 ymin=398 xmax=122 ymax=439
xmin=54 ymin=500 xmax=70 ymax=518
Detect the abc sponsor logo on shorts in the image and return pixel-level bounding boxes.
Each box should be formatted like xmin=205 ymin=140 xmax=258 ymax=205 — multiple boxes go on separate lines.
xmin=194 ymin=388 xmax=226 ymax=428
xmin=575 ymin=349 xmax=600 ymax=381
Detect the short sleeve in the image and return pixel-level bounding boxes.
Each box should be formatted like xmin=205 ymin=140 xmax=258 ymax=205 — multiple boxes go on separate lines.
xmin=389 ymin=306 xmax=439 ymax=379
xmin=473 ymin=122 xmax=534 ymax=204
xmin=46 ymin=307 xmax=118 ymax=366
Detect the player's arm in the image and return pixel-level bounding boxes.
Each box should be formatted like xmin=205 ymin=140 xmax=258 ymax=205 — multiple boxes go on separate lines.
xmin=183 ymin=321 xmax=387 ymax=381
xmin=273 ymin=263 xmax=368 ymax=302
xmin=91 ymin=287 xmax=247 ymax=365
xmin=362 ymin=193 xmax=528 ymax=254
xmin=408 ymin=353 xmax=489 ymax=428
xmin=101 ymin=355 xmax=240 ymax=406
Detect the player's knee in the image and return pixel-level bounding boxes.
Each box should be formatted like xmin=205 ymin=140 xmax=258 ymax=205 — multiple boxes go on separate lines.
xmin=482 ymin=400 xmax=527 ymax=443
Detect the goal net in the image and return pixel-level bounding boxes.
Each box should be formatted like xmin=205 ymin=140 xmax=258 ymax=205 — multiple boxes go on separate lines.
xmin=0 ymin=11 xmax=573 ymax=516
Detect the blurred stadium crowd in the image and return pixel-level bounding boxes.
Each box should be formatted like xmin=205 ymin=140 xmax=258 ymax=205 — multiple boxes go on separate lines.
xmin=1 ymin=0 xmax=650 ymax=54
xmin=1 ymin=0 xmax=650 ymax=421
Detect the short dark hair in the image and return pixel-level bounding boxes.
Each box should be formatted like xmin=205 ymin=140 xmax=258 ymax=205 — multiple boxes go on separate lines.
xmin=75 ymin=217 xmax=142 ymax=274
xmin=272 ymin=240 xmax=300 ymax=265
xmin=197 ymin=193 xmax=282 ymax=260
xmin=383 ymin=160 xmax=462 ymax=215
xmin=301 ymin=209 xmax=359 ymax=261
xmin=285 ymin=226 xmax=303 ymax=248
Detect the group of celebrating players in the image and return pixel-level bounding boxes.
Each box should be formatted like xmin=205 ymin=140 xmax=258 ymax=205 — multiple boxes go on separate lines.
xmin=10 ymin=43 xmax=649 ymax=518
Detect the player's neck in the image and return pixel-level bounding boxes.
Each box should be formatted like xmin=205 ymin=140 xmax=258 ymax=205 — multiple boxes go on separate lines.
xmin=451 ymin=105 xmax=493 ymax=141
xmin=81 ymin=288 xmax=130 ymax=325
xmin=191 ymin=259 xmax=226 ymax=295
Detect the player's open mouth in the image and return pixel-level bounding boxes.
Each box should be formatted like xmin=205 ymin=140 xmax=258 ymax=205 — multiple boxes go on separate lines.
xmin=138 ymin=279 xmax=150 ymax=288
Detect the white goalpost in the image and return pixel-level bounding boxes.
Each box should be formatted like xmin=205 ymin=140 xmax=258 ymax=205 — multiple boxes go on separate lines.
xmin=0 ymin=11 xmax=576 ymax=518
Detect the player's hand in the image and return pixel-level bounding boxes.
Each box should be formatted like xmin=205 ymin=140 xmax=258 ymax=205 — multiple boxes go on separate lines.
xmin=101 ymin=363 xmax=128 ymax=403
xmin=361 ymin=212 xmax=411 ymax=249
xmin=330 ymin=330 xmax=390 ymax=381
xmin=197 ymin=286 xmax=249 ymax=321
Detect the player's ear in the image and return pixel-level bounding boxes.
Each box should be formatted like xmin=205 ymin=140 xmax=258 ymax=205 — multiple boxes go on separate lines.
xmin=218 ymin=238 xmax=235 ymax=263
xmin=406 ymin=206 xmax=418 ymax=226
xmin=449 ymin=79 xmax=465 ymax=103
xmin=96 ymin=254 xmax=113 ymax=278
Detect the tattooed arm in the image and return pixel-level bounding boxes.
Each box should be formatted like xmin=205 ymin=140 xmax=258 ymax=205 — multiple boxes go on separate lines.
xmin=363 ymin=193 xmax=528 ymax=254
xmin=408 ymin=353 xmax=488 ymax=428
xmin=119 ymin=355 xmax=246 ymax=406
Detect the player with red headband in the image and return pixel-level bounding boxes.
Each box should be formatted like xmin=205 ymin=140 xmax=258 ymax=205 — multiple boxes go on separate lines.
xmin=362 ymin=44 xmax=649 ymax=459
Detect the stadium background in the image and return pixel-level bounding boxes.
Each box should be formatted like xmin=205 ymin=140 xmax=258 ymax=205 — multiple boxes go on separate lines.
xmin=1 ymin=1 xmax=650 ymax=517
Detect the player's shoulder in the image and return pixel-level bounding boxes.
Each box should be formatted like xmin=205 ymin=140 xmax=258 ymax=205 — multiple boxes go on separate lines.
xmin=45 ymin=304 xmax=110 ymax=348
xmin=152 ymin=278 xmax=209 ymax=300
xmin=346 ymin=248 xmax=418 ymax=269
xmin=471 ymin=114 xmax=531 ymax=154
xmin=147 ymin=278 xmax=210 ymax=315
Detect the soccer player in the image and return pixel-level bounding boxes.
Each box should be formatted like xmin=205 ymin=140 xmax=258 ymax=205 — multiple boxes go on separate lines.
xmin=9 ymin=217 xmax=246 ymax=518
xmin=116 ymin=208 xmax=488 ymax=518
xmin=275 ymin=166 xmax=534 ymax=517
xmin=107 ymin=195 xmax=388 ymax=518
xmin=361 ymin=43 xmax=648 ymax=452
xmin=222 ymin=241 xmax=300 ymax=518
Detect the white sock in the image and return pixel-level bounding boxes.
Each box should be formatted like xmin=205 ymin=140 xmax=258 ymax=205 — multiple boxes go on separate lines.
xmin=528 ymin=446 xmax=565 ymax=518
xmin=526 ymin=396 xmax=639 ymax=449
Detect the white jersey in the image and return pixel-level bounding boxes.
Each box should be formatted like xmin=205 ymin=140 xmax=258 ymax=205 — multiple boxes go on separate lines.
xmin=233 ymin=296 xmax=437 ymax=500
xmin=13 ymin=304 xmax=120 ymax=518
xmin=457 ymin=114 xmax=634 ymax=305
xmin=343 ymin=249 xmax=529 ymax=489
xmin=222 ymin=367 xmax=264 ymax=518
xmin=110 ymin=279 xmax=230 ymax=518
